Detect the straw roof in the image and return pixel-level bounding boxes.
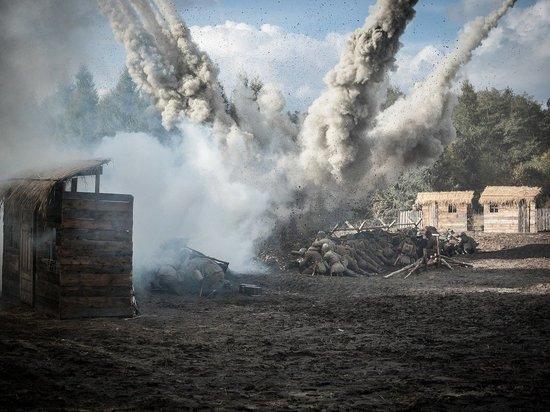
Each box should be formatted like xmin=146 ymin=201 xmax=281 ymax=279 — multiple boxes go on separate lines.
xmin=415 ymin=191 xmax=474 ymax=206
xmin=479 ymin=186 xmax=541 ymax=205
xmin=0 ymin=159 xmax=110 ymax=213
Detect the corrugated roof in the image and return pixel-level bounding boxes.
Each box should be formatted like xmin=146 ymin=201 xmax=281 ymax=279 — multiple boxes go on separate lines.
xmin=479 ymin=186 xmax=541 ymax=205
xmin=415 ymin=191 xmax=474 ymax=206
xmin=0 ymin=159 xmax=110 ymax=212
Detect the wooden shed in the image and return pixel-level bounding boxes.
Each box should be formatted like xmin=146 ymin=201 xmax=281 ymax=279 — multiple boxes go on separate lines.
xmin=479 ymin=186 xmax=541 ymax=233
xmin=415 ymin=191 xmax=475 ymax=232
xmin=0 ymin=159 xmax=134 ymax=318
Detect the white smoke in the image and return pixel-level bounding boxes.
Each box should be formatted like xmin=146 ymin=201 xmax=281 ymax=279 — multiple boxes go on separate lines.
xmin=1 ymin=0 xmax=517 ymax=287
xmin=94 ymin=0 xmax=516 ymax=262
xmin=298 ymin=0 xmax=418 ymax=183
xmin=363 ymin=0 xmax=518 ymax=185
xmin=98 ymin=0 xmax=235 ymax=133
xmin=94 ymin=128 xmax=275 ymax=273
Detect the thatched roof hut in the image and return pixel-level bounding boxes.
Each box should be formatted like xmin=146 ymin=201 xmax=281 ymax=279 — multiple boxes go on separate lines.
xmin=414 ymin=191 xmax=475 ymax=232
xmin=415 ymin=191 xmax=475 ymax=207
xmin=1 ymin=158 xmax=134 ymax=319
xmin=479 ymin=186 xmax=541 ymax=205
xmin=0 ymin=159 xmax=110 ymax=213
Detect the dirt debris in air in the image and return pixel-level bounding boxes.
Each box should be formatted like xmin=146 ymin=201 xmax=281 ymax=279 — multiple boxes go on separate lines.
xmin=1 ymin=233 xmax=550 ymax=409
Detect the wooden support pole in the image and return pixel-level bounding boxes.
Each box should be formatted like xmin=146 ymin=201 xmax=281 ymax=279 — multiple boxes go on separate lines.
xmin=95 ymin=170 xmax=101 ymax=194
xmin=71 ymin=177 xmax=78 ymax=192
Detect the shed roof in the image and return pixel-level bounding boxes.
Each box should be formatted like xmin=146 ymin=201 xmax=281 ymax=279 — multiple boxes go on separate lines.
xmin=479 ymin=186 xmax=541 ymax=205
xmin=415 ymin=191 xmax=474 ymax=206
xmin=0 ymin=159 xmax=110 ymax=212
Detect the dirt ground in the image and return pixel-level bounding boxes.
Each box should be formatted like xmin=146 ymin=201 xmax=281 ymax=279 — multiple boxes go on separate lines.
xmin=1 ymin=233 xmax=550 ymax=410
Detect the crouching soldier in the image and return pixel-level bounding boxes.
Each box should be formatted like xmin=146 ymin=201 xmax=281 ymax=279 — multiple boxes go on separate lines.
xmin=419 ymin=226 xmax=439 ymax=260
xmin=458 ymin=232 xmax=477 ymax=254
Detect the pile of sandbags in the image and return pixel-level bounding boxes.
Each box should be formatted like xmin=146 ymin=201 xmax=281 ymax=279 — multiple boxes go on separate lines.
xmin=289 ymin=229 xmax=421 ymax=277
xmin=150 ymin=246 xmax=229 ymax=296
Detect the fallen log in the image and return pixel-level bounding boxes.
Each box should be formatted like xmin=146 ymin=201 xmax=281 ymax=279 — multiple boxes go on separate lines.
xmin=444 ymin=257 xmax=474 ymax=267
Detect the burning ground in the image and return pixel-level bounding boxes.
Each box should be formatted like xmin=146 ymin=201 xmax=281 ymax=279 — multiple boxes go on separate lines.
xmin=1 ymin=233 xmax=549 ymax=409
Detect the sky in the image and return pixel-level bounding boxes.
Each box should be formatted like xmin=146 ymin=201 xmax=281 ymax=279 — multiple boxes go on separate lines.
xmin=71 ymin=0 xmax=550 ymax=110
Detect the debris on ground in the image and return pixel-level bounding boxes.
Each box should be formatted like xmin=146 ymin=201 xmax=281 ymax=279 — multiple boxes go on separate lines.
xmin=385 ymin=227 xmax=476 ymax=279
xmin=239 ymin=284 xmax=263 ymax=296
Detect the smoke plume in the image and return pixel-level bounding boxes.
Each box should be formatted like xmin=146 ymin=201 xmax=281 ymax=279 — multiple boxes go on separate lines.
xmin=362 ymin=0 xmax=518 ymax=185
xmin=298 ymin=0 xmax=418 ymax=183
xmin=98 ymin=0 xmax=235 ymax=133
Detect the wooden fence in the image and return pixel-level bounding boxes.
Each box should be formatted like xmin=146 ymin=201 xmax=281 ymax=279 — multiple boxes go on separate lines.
xmin=397 ymin=210 xmax=422 ymax=228
xmin=537 ymin=208 xmax=550 ymax=232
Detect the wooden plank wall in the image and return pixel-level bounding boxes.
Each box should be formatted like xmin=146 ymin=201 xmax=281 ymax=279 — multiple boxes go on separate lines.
xmin=484 ymin=206 xmax=519 ymax=233
xmin=421 ymin=204 xmax=437 ymax=228
xmin=18 ymin=210 xmax=34 ymax=306
xmin=537 ymin=208 xmax=550 ymax=232
xmin=437 ymin=204 xmax=469 ymax=233
xmin=2 ymin=203 xmax=20 ymax=298
xmin=34 ymin=187 xmax=62 ymax=315
xmin=58 ymin=192 xmax=134 ymax=319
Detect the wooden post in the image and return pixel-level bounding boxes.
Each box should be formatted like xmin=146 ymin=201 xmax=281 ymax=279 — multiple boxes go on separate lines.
xmin=71 ymin=177 xmax=78 ymax=193
xmin=95 ymin=170 xmax=101 ymax=194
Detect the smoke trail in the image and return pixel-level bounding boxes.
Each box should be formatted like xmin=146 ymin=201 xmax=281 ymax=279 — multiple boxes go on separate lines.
xmin=298 ymin=0 xmax=418 ymax=183
xmin=99 ymin=0 xmax=236 ymax=133
xmin=363 ymin=0 xmax=517 ymax=185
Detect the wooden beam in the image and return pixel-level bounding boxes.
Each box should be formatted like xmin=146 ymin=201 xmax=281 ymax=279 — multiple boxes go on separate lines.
xmin=71 ymin=177 xmax=78 ymax=193
xmin=95 ymin=170 xmax=100 ymax=194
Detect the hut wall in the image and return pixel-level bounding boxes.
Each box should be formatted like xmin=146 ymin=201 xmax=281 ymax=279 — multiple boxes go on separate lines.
xmin=2 ymin=202 xmax=21 ymax=298
xmin=437 ymin=204 xmax=469 ymax=233
xmin=34 ymin=186 xmax=62 ymax=315
xmin=57 ymin=191 xmax=134 ymax=319
xmin=483 ymin=205 xmax=519 ymax=233
xmin=421 ymin=204 xmax=438 ymax=228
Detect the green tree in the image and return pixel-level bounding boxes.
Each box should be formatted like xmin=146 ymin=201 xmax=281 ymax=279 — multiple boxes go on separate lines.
xmin=430 ymin=81 xmax=549 ymax=191
xmin=98 ymin=69 xmax=170 ymax=142
xmin=66 ymin=65 xmax=100 ymax=145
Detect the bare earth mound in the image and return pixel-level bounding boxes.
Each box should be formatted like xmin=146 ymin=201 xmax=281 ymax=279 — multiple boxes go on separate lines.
xmin=1 ymin=233 xmax=549 ymax=409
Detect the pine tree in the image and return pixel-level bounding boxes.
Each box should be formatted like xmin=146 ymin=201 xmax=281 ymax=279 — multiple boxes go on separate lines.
xmin=98 ymin=68 xmax=169 ymax=141
xmin=66 ymin=65 xmax=100 ymax=145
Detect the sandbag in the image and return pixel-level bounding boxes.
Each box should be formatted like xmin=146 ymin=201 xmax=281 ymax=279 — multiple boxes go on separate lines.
xmin=330 ymin=262 xmax=345 ymax=275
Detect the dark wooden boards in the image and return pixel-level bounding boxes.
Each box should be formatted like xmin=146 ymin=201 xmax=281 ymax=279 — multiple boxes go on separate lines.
xmin=58 ymin=191 xmax=134 ymax=319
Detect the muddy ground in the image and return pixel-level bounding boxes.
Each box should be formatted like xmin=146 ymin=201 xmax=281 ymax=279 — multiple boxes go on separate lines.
xmin=1 ymin=233 xmax=549 ymax=410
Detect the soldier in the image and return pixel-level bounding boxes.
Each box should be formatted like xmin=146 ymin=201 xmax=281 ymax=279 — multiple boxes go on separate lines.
xmin=458 ymin=232 xmax=477 ymax=254
xmin=420 ymin=226 xmax=439 ymax=259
